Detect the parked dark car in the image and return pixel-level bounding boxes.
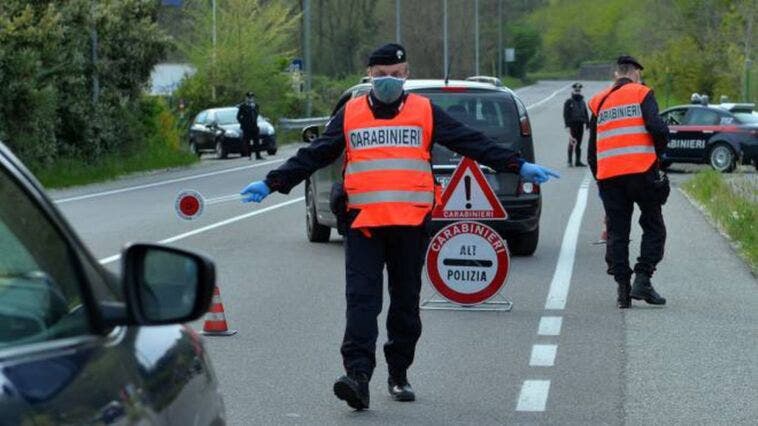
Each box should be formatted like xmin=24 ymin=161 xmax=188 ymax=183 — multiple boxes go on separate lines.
xmin=660 ymin=103 xmax=758 ymax=172
xmin=189 ymin=107 xmax=278 ymax=159
xmin=301 ymin=79 xmax=541 ymax=256
xmin=0 ymin=142 xmax=225 ymax=425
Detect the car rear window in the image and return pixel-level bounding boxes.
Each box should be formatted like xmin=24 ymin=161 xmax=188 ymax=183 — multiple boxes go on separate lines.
xmin=733 ymin=111 xmax=758 ymax=124
xmin=412 ymin=89 xmax=519 ymax=166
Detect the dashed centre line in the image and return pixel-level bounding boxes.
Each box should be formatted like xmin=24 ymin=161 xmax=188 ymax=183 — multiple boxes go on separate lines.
xmin=516 ymin=174 xmax=591 ymax=412
xmin=538 ymin=316 xmax=563 ymax=336
xmin=529 ymin=344 xmax=558 ymax=367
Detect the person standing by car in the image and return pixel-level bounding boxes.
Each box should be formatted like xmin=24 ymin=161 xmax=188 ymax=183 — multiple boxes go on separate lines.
xmin=237 ymin=91 xmax=262 ymax=160
xmin=238 ymin=43 xmax=559 ymax=411
xmin=563 ymin=82 xmax=590 ymax=167
xmin=588 ymin=55 xmax=670 ymax=309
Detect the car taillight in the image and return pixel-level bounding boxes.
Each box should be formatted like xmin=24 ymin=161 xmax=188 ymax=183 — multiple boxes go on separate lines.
xmin=518 ymin=181 xmax=539 ymax=195
xmin=520 ymin=117 xmax=532 ymax=136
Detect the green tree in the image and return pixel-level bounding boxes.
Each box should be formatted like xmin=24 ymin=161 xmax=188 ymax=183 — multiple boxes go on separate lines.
xmin=176 ymin=0 xmax=301 ymax=121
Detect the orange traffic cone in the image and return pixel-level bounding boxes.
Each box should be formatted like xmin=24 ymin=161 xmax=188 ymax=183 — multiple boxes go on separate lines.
xmin=201 ymin=286 xmax=237 ymax=336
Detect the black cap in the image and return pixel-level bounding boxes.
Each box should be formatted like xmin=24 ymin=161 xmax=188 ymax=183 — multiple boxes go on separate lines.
xmin=572 ymin=82 xmax=583 ymax=89
xmin=246 ymin=91 xmax=255 ymax=97
xmin=368 ymin=43 xmax=407 ymax=66
xmin=617 ymin=55 xmax=643 ymax=70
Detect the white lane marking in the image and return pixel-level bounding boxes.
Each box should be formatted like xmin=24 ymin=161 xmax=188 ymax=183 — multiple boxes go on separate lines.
xmin=537 ymin=316 xmax=563 ymax=336
xmin=545 ymin=175 xmax=591 ymax=310
xmin=516 ymin=380 xmax=551 ymax=412
xmin=526 ymin=83 xmax=573 ymax=111
xmin=529 ymin=344 xmax=558 ymax=367
xmin=54 ymin=158 xmax=288 ymax=204
xmin=97 ymin=197 xmax=304 ymax=265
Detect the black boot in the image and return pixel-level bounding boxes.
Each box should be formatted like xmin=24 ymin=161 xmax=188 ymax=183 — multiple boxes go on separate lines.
xmin=388 ymin=373 xmax=415 ymax=402
xmin=630 ymin=273 xmax=666 ymax=305
xmin=617 ymin=280 xmax=631 ymax=309
xmin=575 ymin=160 xmax=587 ymax=167
xmin=334 ymin=372 xmax=370 ymax=410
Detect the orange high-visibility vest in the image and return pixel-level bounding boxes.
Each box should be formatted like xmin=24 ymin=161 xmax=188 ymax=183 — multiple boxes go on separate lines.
xmin=589 ymin=83 xmax=657 ymax=180
xmin=343 ymin=93 xmax=435 ymax=229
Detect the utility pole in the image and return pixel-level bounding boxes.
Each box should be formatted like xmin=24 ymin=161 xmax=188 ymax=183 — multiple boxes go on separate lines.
xmin=91 ymin=0 xmax=99 ymax=105
xmin=474 ymin=0 xmax=479 ymax=75
xmin=211 ymin=0 xmax=217 ymax=101
xmin=498 ymin=0 xmax=502 ymax=77
xmin=395 ymin=0 xmax=401 ymax=43
xmin=443 ymin=0 xmax=448 ymax=78
xmin=304 ymin=0 xmax=312 ymax=116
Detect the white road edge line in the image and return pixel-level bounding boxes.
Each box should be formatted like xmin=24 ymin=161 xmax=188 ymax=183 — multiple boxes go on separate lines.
xmin=529 ymin=344 xmax=558 ymax=367
xmin=97 ymin=197 xmax=304 ymax=265
xmin=545 ymin=175 xmax=591 ymax=310
xmin=516 ymin=380 xmax=551 ymax=412
xmin=526 ymin=83 xmax=573 ymax=111
xmin=537 ymin=316 xmax=563 ymax=336
xmin=54 ymin=157 xmax=289 ymax=204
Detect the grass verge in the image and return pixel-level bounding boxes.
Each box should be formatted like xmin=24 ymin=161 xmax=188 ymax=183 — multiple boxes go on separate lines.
xmin=682 ymin=170 xmax=757 ymax=272
xmin=34 ymin=145 xmax=198 ymax=189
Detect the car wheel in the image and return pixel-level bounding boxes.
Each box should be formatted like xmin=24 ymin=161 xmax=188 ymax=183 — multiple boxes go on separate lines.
xmin=306 ymin=181 xmax=330 ymax=243
xmin=189 ymin=140 xmax=201 ymax=158
xmin=215 ymin=139 xmax=228 ymax=160
xmin=708 ymin=143 xmax=735 ymax=173
xmin=507 ymin=227 xmax=539 ymax=256
xmin=267 ymin=148 xmax=277 ymax=155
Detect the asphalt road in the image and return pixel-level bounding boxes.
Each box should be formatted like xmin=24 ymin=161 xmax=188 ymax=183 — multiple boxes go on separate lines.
xmin=52 ymin=81 xmax=757 ymax=425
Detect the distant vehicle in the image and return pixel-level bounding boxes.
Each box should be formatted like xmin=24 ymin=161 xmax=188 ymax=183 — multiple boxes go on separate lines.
xmin=0 ymin=142 xmax=225 ymax=424
xmin=465 ymin=76 xmax=504 ymax=87
xmin=189 ymin=107 xmax=278 ymax=159
xmin=660 ymin=103 xmax=758 ymax=172
xmin=301 ymin=79 xmax=542 ymax=256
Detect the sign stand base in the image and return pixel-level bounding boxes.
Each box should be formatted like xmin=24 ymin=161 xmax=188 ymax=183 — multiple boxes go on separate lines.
xmin=421 ymin=291 xmax=513 ymax=312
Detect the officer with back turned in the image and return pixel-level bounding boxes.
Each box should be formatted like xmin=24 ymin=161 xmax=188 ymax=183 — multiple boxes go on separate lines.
xmin=588 ymin=55 xmax=670 ymax=309
xmin=239 ymin=43 xmax=559 ymax=411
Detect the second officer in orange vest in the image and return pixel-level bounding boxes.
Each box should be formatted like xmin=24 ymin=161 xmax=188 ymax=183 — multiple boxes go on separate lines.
xmin=588 ymin=56 xmax=670 ymax=309
xmin=240 ymin=43 xmax=558 ymax=411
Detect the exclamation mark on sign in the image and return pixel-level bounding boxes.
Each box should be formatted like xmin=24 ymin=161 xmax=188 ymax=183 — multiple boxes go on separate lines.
xmin=464 ymin=175 xmax=472 ymax=209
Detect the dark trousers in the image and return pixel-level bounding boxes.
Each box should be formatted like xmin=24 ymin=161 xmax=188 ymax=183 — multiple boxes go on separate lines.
xmin=599 ymin=171 xmax=666 ymax=283
xmin=568 ymin=124 xmax=584 ymax=164
xmin=242 ymin=128 xmax=260 ymax=157
xmin=341 ymin=223 xmax=428 ymax=379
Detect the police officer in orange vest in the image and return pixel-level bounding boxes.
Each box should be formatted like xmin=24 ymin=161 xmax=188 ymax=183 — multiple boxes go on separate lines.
xmin=240 ymin=43 xmax=559 ymax=410
xmin=588 ymin=56 xmax=670 ymax=309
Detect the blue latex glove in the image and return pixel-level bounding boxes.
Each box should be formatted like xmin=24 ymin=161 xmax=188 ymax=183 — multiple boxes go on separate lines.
xmin=240 ymin=181 xmax=271 ymax=203
xmin=520 ymin=162 xmax=560 ymax=184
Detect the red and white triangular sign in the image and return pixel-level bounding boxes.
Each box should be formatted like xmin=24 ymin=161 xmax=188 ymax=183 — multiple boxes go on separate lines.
xmin=432 ymin=158 xmax=507 ymax=220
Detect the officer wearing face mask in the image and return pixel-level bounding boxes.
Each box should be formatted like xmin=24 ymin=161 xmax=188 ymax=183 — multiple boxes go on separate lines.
xmin=239 ymin=43 xmax=559 ymax=411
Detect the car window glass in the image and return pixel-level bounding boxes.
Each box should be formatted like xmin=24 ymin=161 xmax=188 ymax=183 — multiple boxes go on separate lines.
xmin=216 ymin=109 xmax=237 ymax=125
xmin=733 ymin=111 xmax=758 ymax=124
xmin=685 ymin=108 xmax=720 ymax=125
xmin=661 ymin=108 xmax=687 ymax=125
xmin=0 ymin=168 xmax=90 ymax=349
xmin=195 ymin=111 xmax=207 ymax=125
xmin=415 ymin=89 xmax=519 ymax=166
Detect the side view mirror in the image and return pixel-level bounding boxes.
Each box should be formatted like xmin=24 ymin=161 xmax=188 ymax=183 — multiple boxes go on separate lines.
xmin=206 ymin=121 xmax=218 ymax=129
xmin=121 ymin=243 xmax=215 ymax=325
xmin=302 ymin=125 xmax=319 ymax=142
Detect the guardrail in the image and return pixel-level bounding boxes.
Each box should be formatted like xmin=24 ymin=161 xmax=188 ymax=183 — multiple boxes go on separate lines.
xmin=278 ymin=116 xmax=331 ymax=130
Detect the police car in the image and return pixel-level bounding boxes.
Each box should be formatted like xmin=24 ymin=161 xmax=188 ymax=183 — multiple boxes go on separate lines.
xmin=301 ymin=79 xmax=542 ymax=256
xmin=659 ymin=103 xmax=758 ymax=172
